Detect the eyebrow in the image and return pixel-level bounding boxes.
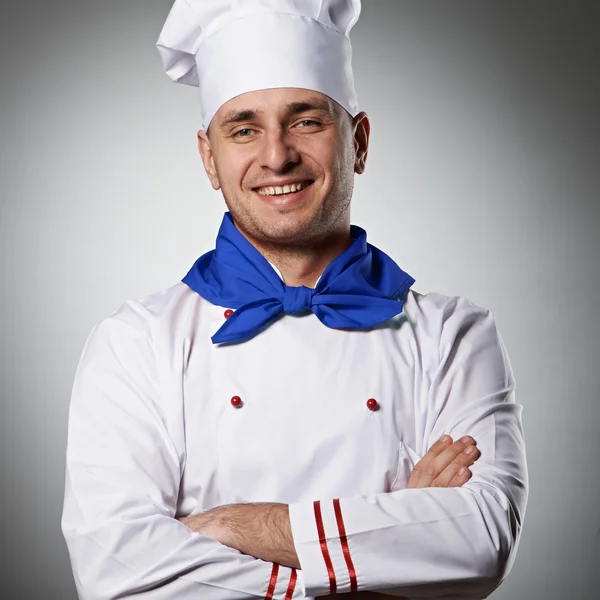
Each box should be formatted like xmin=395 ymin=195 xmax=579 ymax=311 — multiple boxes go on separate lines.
xmin=218 ymin=96 xmax=337 ymax=129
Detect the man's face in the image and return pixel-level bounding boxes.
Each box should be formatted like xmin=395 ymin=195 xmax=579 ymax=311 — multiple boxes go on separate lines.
xmin=197 ymin=87 xmax=369 ymax=246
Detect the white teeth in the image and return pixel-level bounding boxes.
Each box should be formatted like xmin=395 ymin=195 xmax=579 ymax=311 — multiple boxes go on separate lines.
xmin=256 ymin=181 xmax=310 ymax=196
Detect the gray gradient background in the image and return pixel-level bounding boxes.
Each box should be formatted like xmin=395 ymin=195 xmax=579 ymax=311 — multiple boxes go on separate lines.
xmin=1 ymin=1 xmax=598 ymax=598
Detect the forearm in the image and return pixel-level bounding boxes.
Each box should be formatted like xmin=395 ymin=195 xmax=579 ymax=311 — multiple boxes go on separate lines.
xmin=64 ymin=317 xmax=304 ymax=599
xmin=180 ymin=502 xmax=301 ymax=569
xmin=179 ymin=505 xmax=406 ymax=599
xmin=63 ymin=502 xmax=301 ymax=599
xmin=290 ymin=483 xmax=522 ymax=598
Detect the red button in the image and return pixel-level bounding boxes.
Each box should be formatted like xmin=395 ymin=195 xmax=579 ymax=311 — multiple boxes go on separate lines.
xmin=224 ymin=309 xmax=234 ymax=319
xmin=366 ymin=398 xmax=378 ymax=411
xmin=230 ymin=395 xmax=242 ymax=408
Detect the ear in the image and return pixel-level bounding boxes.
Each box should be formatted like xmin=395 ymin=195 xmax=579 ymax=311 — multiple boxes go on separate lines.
xmin=197 ymin=129 xmax=221 ymax=190
xmin=352 ymin=112 xmax=370 ymax=175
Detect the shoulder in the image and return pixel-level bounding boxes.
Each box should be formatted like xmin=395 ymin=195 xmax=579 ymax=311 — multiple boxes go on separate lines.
xmin=404 ymin=287 xmax=492 ymax=330
xmin=94 ymin=281 xmax=201 ymax=335
xmin=81 ymin=281 xmax=201 ymax=360
xmin=403 ymin=288 xmax=501 ymax=362
xmin=402 ymin=289 xmax=515 ymax=403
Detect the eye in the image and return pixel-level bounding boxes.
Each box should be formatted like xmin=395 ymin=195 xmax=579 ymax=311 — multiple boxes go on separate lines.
xmin=233 ymin=128 xmax=255 ymax=138
xmin=297 ymin=119 xmax=319 ymax=127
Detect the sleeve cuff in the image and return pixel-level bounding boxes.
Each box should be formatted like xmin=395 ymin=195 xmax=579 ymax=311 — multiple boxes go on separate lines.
xmin=265 ymin=562 xmax=304 ymax=600
xmin=288 ymin=498 xmax=358 ymax=597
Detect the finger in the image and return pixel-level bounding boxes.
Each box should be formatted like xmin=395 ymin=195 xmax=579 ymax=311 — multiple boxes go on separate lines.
xmin=406 ymin=435 xmax=453 ymax=489
xmin=431 ymin=445 xmax=480 ymax=487
xmin=433 ymin=442 xmax=480 ymax=486
xmin=414 ymin=436 xmax=477 ymax=488
xmin=448 ymin=465 xmax=473 ymax=487
xmin=429 ymin=436 xmax=477 ymax=481
xmin=423 ymin=434 xmax=455 ymax=459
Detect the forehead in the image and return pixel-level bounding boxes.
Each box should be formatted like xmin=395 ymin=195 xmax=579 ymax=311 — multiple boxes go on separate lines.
xmin=213 ymin=88 xmax=338 ymax=127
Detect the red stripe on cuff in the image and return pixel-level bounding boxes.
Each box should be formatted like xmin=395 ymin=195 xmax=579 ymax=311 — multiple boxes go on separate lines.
xmin=333 ymin=498 xmax=358 ymax=593
xmin=265 ymin=563 xmax=279 ymax=600
xmin=284 ymin=568 xmax=298 ymax=600
xmin=313 ymin=500 xmax=337 ymax=593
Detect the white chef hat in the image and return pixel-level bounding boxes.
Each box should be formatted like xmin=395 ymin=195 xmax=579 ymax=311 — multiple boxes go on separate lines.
xmin=156 ymin=0 xmax=361 ymax=130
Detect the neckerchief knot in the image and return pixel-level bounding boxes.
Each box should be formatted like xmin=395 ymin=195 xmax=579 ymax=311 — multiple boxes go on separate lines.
xmin=182 ymin=212 xmax=415 ymax=344
xmin=283 ymin=285 xmax=315 ymax=314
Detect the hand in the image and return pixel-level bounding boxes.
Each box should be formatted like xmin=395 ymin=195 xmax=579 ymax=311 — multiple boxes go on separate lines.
xmin=407 ymin=434 xmax=480 ymax=489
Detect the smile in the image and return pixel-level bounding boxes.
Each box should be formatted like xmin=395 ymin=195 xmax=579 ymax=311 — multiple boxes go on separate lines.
xmin=254 ymin=181 xmax=313 ymax=196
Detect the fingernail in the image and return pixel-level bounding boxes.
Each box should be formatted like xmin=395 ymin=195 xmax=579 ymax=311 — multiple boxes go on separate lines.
xmin=465 ymin=445 xmax=475 ymax=454
xmin=460 ymin=436 xmax=472 ymax=444
xmin=439 ymin=435 xmax=450 ymax=442
xmin=458 ymin=467 xmax=467 ymax=475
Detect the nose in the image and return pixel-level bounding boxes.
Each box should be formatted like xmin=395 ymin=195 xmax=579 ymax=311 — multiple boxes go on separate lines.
xmin=258 ymin=128 xmax=300 ymax=172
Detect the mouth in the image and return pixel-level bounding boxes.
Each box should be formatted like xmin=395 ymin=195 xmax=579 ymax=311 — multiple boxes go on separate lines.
xmin=253 ymin=180 xmax=313 ymax=196
xmin=252 ymin=180 xmax=314 ymax=206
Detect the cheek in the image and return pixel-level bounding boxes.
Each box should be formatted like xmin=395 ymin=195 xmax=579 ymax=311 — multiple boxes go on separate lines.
xmin=215 ymin=151 xmax=252 ymax=188
xmin=321 ymin=148 xmax=349 ymax=186
xmin=310 ymin=134 xmax=352 ymax=181
xmin=335 ymin=138 xmax=357 ymax=180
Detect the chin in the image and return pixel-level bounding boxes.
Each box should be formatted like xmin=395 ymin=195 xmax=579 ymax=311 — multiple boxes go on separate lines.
xmin=227 ymin=191 xmax=328 ymax=239
xmin=262 ymin=213 xmax=331 ymax=243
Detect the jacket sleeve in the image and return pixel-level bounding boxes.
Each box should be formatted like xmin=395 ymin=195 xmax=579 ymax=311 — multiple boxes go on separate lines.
xmin=61 ymin=314 xmax=303 ymax=600
xmin=288 ymin=300 xmax=528 ymax=599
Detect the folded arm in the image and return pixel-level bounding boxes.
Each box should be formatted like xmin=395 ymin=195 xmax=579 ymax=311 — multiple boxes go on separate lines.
xmin=177 ymin=435 xmax=481 ymax=600
xmin=61 ymin=315 xmax=303 ymax=599
xmin=285 ymin=302 xmax=528 ymax=599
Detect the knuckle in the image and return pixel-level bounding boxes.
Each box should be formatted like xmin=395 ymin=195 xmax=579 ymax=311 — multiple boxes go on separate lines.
xmin=451 ymin=454 xmax=461 ymax=462
xmin=451 ymin=441 xmax=466 ymax=453
xmin=426 ymin=448 xmax=442 ymax=459
xmin=428 ymin=442 xmax=442 ymax=454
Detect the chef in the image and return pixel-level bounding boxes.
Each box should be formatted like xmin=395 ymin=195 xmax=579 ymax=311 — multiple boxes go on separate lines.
xmin=61 ymin=1 xmax=528 ymax=599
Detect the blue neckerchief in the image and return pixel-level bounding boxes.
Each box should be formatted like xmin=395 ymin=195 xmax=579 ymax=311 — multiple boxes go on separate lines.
xmin=182 ymin=212 xmax=415 ymax=344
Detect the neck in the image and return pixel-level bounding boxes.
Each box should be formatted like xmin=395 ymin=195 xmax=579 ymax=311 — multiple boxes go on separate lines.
xmin=237 ymin=222 xmax=353 ymax=288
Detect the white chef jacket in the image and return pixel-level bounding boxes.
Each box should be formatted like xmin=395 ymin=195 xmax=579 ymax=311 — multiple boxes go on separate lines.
xmin=61 ymin=268 xmax=528 ymax=600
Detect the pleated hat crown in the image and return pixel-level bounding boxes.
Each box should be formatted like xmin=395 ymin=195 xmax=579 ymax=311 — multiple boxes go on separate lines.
xmin=156 ymin=0 xmax=361 ymax=129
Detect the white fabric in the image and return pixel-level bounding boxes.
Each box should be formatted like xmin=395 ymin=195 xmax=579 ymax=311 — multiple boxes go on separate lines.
xmin=61 ymin=280 xmax=528 ymax=599
xmin=156 ymin=0 xmax=361 ymax=129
